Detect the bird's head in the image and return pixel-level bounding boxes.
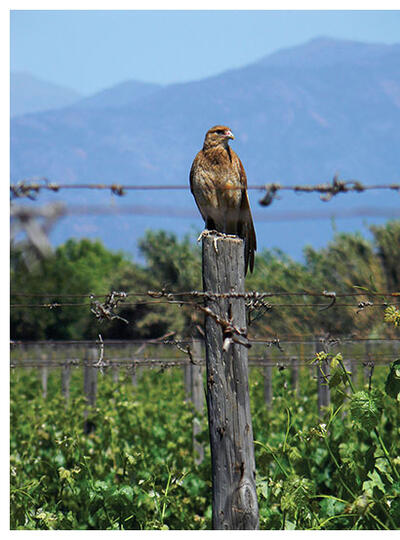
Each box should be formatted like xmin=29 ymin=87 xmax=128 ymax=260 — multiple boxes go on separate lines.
xmin=203 ymin=125 xmax=235 ymax=150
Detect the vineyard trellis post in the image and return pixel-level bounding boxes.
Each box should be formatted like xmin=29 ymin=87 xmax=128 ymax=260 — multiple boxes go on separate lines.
xmin=112 ymin=364 xmax=119 ymax=384
xmin=290 ymin=356 xmax=299 ymax=397
xmin=202 ymin=234 xmax=259 ymax=530
xmin=61 ymin=358 xmax=71 ymax=403
xmin=83 ymin=347 xmax=98 ymax=434
xmin=350 ymin=342 xmax=358 ymax=388
xmin=184 ymin=362 xmax=192 ymax=403
xmin=364 ymin=341 xmax=372 ymax=385
xmin=263 ymin=359 xmax=273 ymax=408
xmin=37 ymin=344 xmax=48 ymax=399
xmin=191 ymin=338 xmax=205 ymax=465
xmin=316 ymin=338 xmax=330 ymax=416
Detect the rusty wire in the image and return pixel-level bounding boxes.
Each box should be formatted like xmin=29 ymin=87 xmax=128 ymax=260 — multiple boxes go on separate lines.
xmin=10 ymin=352 xmax=399 ymax=370
xmin=10 ymin=299 xmax=399 ymax=310
xmin=10 ymin=288 xmax=400 ymax=300
xmin=10 ymin=176 xmax=400 ymax=202
xmin=10 ymin=336 xmax=400 ymax=347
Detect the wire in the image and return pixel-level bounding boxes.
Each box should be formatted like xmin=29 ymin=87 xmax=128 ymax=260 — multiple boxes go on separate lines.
xmin=10 ymin=353 xmax=399 ymax=370
xmin=10 ymin=177 xmax=400 ymax=200
xmin=9 ymin=289 xmax=400 ymax=299
xmin=10 ymin=202 xmax=400 ymax=221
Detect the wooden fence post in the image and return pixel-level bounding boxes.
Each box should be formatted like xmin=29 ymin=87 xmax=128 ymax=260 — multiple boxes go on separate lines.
xmin=41 ymin=360 xmax=48 ymax=399
xmin=342 ymin=357 xmax=352 ymax=417
xmin=131 ymin=343 xmax=147 ymax=387
xmin=290 ymin=356 xmax=299 ymax=397
xmin=184 ymin=362 xmax=192 ymax=403
xmin=112 ymin=364 xmax=119 ymax=384
xmin=36 ymin=344 xmax=48 ymax=398
xmin=202 ymin=234 xmax=259 ymax=530
xmin=350 ymin=348 xmax=358 ymax=389
xmin=315 ymin=338 xmax=330 ymax=417
xmin=191 ymin=338 xmax=205 ymax=465
xmin=263 ymin=360 xmax=273 ymax=408
xmin=84 ymin=348 xmax=98 ymax=434
xmin=363 ymin=341 xmax=372 ymax=385
xmin=61 ymin=355 xmax=71 ymax=404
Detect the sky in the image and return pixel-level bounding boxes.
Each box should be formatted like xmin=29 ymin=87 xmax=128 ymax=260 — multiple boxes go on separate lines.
xmin=10 ymin=9 xmax=400 ymax=95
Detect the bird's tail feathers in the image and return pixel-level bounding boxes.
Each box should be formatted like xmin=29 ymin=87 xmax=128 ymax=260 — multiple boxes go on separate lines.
xmin=239 ymin=193 xmax=257 ymax=275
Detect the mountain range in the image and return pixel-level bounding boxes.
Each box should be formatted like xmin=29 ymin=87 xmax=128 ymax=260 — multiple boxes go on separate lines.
xmin=11 ymin=72 xmax=83 ymax=117
xmin=10 ymin=37 xmax=400 ymax=260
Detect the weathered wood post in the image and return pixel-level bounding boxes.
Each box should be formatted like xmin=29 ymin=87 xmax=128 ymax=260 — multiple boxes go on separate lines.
xmin=191 ymin=338 xmax=205 ymax=465
xmin=61 ymin=358 xmax=71 ymax=403
xmin=202 ymin=234 xmax=259 ymax=530
xmin=363 ymin=340 xmax=372 ymax=386
xmin=263 ymin=359 xmax=273 ymax=408
xmin=290 ymin=356 xmax=299 ymax=397
xmin=315 ymin=338 xmax=330 ymax=417
xmin=41 ymin=360 xmax=48 ymax=398
xmin=184 ymin=361 xmax=192 ymax=403
xmin=36 ymin=344 xmax=48 ymax=399
xmin=112 ymin=364 xmax=119 ymax=384
xmin=350 ymin=342 xmax=358 ymax=389
xmin=84 ymin=348 xmax=98 ymax=434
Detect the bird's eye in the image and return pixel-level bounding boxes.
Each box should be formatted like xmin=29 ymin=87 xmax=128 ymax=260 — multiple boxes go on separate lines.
xmin=216 ymin=130 xmax=224 ymax=135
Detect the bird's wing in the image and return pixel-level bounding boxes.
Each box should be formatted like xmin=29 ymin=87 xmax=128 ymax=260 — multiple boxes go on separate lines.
xmin=190 ymin=151 xmax=209 ymax=224
xmin=189 ymin=153 xmax=198 ymax=194
xmin=237 ymin=155 xmax=257 ymax=274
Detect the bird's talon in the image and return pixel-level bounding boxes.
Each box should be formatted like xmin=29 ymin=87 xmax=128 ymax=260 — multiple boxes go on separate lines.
xmin=213 ymin=237 xmax=219 ymax=253
xmin=197 ymin=229 xmax=211 ymax=243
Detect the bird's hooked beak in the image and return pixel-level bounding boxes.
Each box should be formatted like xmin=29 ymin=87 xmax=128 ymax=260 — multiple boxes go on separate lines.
xmin=225 ymin=129 xmax=234 ymax=140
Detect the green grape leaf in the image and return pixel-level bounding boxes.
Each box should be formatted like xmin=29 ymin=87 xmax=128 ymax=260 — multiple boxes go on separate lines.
xmin=350 ymin=390 xmax=381 ymax=431
xmin=385 ymin=359 xmax=400 ymax=400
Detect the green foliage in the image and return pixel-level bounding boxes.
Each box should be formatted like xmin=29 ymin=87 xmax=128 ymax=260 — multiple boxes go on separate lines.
xmin=253 ymin=354 xmax=400 ymax=530
xmin=350 ymin=391 xmax=382 ymax=431
xmin=10 ymin=221 xmax=400 ymax=529
xmin=384 ymin=306 xmax=400 ymax=328
xmin=11 ymin=221 xmax=400 ymax=341
xmin=11 ymin=232 xmax=201 ymax=341
xmin=370 ymin=220 xmax=400 ymax=291
xmin=246 ymin=222 xmax=399 ymax=338
xmin=385 ymin=360 xmax=400 ymax=400
xmin=10 ymin=349 xmax=400 ymax=530
xmin=10 ymin=367 xmax=211 ymax=530
xmin=11 ymin=239 xmax=134 ymax=340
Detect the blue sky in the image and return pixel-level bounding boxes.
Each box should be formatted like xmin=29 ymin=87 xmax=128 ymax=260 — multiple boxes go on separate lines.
xmin=10 ymin=9 xmax=400 ymax=95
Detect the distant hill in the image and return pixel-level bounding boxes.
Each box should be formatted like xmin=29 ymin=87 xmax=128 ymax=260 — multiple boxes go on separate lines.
xmin=10 ymin=37 xmax=400 ymax=259
xmin=73 ymin=79 xmax=162 ymax=109
xmin=10 ymin=72 xmax=82 ymax=117
xmin=260 ymin=36 xmax=400 ymax=68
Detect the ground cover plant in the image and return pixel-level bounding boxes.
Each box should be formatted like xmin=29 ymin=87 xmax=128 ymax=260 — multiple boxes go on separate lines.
xmin=10 ymin=339 xmax=400 ymax=530
xmin=10 ymin=222 xmax=400 ymax=529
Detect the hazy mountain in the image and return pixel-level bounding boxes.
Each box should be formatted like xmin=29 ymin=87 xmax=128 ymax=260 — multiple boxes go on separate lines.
xmin=10 ymin=38 xmax=400 ymax=259
xmin=73 ymin=80 xmax=162 ymax=109
xmin=11 ymin=72 xmax=82 ymax=117
xmin=260 ymin=36 xmax=400 ymax=68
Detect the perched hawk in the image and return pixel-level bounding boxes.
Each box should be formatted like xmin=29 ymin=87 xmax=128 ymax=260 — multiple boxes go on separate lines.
xmin=190 ymin=125 xmax=257 ymax=274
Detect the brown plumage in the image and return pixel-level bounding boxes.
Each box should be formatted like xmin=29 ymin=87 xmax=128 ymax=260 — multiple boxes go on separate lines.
xmin=190 ymin=125 xmax=257 ymax=274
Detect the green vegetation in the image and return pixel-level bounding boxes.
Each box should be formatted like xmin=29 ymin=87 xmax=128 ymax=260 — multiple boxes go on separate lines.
xmin=10 ymin=341 xmax=400 ymax=529
xmin=10 ymin=221 xmax=400 ymax=529
xmin=10 ymin=221 xmax=400 ymax=340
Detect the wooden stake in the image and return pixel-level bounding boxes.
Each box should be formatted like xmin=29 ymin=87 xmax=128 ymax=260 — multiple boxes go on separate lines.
xmin=202 ymin=234 xmax=259 ymax=530
xmin=263 ymin=361 xmax=273 ymax=408
xmin=290 ymin=356 xmax=299 ymax=397
xmin=316 ymin=338 xmax=330 ymax=417
xmin=83 ymin=348 xmax=98 ymax=434
xmin=191 ymin=338 xmax=205 ymax=465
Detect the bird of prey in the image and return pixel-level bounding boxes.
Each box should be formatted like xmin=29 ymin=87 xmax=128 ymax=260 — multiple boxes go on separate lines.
xmin=190 ymin=125 xmax=257 ymax=274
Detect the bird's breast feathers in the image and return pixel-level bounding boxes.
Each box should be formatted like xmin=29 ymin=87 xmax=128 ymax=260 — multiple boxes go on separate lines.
xmin=190 ymin=148 xmax=243 ymax=210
